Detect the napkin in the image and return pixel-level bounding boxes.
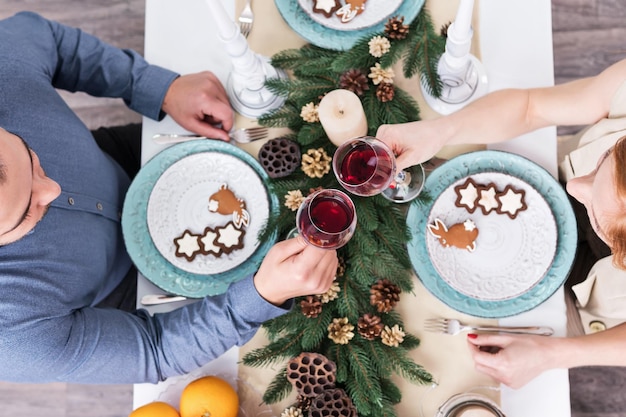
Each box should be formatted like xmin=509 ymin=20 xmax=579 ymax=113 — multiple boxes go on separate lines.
xmin=559 ymin=80 xmax=626 ymax=181
xmin=572 ymin=256 xmax=626 ymax=334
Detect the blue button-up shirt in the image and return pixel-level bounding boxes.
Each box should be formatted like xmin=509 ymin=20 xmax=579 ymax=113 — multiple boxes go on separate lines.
xmin=0 ymin=11 xmax=286 ymax=384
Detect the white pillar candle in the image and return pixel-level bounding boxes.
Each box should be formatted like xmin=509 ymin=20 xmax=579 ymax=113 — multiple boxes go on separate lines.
xmin=452 ymin=0 xmax=474 ymax=39
xmin=317 ymin=89 xmax=368 ymax=146
xmin=204 ymin=0 xmax=238 ymax=41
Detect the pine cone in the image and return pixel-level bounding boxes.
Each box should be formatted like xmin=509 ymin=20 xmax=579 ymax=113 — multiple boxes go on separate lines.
xmin=281 ymin=406 xmax=304 ymax=417
xmin=327 ymin=317 xmax=355 ymax=345
xmin=300 ymin=102 xmax=319 ymax=123
xmin=318 ymin=281 xmax=340 ymax=304
xmin=440 ymin=21 xmax=452 ymax=38
xmin=301 ymin=148 xmax=331 ymax=178
xmin=285 ymin=190 xmax=304 ymax=211
xmin=287 ymin=353 xmax=337 ymax=398
xmin=368 ymin=35 xmax=391 ymax=58
xmin=381 ymin=324 xmax=405 ymax=347
xmin=368 ymin=63 xmax=395 ymax=86
xmin=296 ymin=395 xmax=313 ymax=412
xmin=309 ymin=388 xmax=357 ymax=417
xmin=301 ymin=295 xmax=323 ymax=318
xmin=339 ymin=69 xmax=370 ymax=96
xmin=357 ymin=313 xmax=384 ymax=340
xmin=376 ymin=82 xmax=395 ymax=103
xmin=384 ymin=16 xmax=409 ymax=40
xmin=336 ymin=256 xmax=346 ymax=278
xmin=369 ymin=279 xmax=401 ymax=313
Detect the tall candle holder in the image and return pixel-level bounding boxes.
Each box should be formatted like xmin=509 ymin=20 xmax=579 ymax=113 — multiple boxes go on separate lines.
xmin=205 ymin=0 xmax=287 ymax=118
xmin=421 ymin=0 xmax=488 ymax=115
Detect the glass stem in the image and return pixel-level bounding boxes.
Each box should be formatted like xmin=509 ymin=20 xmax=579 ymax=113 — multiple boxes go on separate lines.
xmin=394 ymin=169 xmax=411 ymax=187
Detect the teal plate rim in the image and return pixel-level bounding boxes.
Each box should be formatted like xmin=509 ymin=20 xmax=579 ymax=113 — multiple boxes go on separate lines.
xmin=274 ymin=0 xmax=425 ymax=51
xmin=122 ymin=140 xmax=279 ymax=298
xmin=407 ymin=150 xmax=577 ymax=318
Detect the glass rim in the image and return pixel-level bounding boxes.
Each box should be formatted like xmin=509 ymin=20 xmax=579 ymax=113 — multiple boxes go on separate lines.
xmin=304 ymin=188 xmax=356 ymax=235
xmin=332 ymin=136 xmax=388 ymax=187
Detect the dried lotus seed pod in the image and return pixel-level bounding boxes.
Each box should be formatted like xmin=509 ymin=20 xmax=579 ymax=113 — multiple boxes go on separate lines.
xmin=258 ymin=137 xmax=301 ymax=179
xmin=308 ymin=388 xmax=357 ymax=417
xmin=286 ymin=352 xmax=337 ymax=398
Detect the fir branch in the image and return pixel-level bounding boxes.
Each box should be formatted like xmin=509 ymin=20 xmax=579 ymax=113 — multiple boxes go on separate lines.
xmin=330 ymin=36 xmax=379 ymax=73
xmin=379 ymin=377 xmax=403 ymax=405
xmin=258 ymin=101 xmax=302 ymax=129
xmin=344 ymin=344 xmax=381 ymax=416
xmin=334 ymin=275 xmax=372 ymax=319
xmin=352 ymin=197 xmax=380 ymax=232
xmin=400 ymin=333 xmax=421 ymax=350
xmin=261 ymin=366 xmax=293 ymax=405
xmin=403 ymin=9 xmax=445 ymax=96
xmin=242 ymin=334 xmax=303 ymax=368
xmin=300 ymin=307 xmax=333 ymax=350
xmin=385 ymin=347 xmax=434 ymax=385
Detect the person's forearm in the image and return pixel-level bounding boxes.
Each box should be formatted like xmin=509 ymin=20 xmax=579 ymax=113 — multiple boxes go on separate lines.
xmin=552 ymin=323 xmax=626 ymax=368
xmin=425 ymin=88 xmax=542 ymax=148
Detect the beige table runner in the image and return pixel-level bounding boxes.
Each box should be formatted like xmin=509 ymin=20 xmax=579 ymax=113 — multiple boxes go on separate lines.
xmin=234 ymin=1 xmax=500 ymax=416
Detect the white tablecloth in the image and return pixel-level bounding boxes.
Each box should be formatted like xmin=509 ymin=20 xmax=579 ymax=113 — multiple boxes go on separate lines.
xmin=134 ymin=1 xmax=571 ymax=416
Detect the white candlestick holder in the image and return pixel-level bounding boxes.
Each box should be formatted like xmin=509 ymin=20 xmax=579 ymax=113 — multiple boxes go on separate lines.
xmin=206 ymin=0 xmax=287 ymax=118
xmin=420 ymin=0 xmax=488 ymax=115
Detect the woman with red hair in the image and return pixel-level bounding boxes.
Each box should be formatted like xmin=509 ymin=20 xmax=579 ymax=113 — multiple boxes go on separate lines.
xmin=377 ymin=58 xmax=626 ymax=388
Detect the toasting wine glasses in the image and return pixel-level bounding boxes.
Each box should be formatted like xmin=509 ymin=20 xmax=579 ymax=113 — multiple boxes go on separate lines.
xmin=332 ymin=136 xmax=425 ymax=203
xmin=295 ymin=189 xmax=357 ymax=249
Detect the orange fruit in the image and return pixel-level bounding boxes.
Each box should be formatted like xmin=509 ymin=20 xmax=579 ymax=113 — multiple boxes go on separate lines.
xmin=179 ymin=375 xmax=239 ymax=417
xmin=129 ymin=401 xmax=180 ymax=417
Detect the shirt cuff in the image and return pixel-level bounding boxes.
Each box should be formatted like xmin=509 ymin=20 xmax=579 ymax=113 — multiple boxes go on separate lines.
xmin=128 ymin=64 xmax=179 ymax=121
xmin=227 ymin=275 xmax=293 ymax=323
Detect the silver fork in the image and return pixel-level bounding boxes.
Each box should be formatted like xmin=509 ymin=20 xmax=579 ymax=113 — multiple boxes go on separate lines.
xmin=424 ymin=318 xmax=554 ymax=336
xmin=152 ymin=126 xmax=268 ymax=145
xmin=238 ymin=0 xmax=254 ymax=38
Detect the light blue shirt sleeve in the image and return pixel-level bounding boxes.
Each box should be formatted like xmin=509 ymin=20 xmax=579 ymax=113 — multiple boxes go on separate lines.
xmin=0 ymin=12 xmax=288 ymax=384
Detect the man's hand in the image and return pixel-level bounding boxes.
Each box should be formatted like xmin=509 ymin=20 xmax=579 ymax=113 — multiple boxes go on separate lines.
xmin=162 ymin=71 xmax=234 ymax=141
xmin=253 ymin=236 xmax=338 ymax=306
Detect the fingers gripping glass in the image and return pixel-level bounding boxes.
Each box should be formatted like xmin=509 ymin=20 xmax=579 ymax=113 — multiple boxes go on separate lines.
xmin=332 ymin=136 xmax=425 ymax=203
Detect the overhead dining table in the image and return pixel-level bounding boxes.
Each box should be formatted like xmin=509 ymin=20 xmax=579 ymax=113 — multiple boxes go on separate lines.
xmin=134 ymin=0 xmax=571 ymax=416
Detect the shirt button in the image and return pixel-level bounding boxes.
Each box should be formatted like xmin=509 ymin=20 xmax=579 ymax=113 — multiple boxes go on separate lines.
xmin=68 ymin=197 xmax=75 ymax=205
xmin=589 ymin=320 xmax=606 ymax=333
xmin=96 ymin=203 xmax=103 ymax=211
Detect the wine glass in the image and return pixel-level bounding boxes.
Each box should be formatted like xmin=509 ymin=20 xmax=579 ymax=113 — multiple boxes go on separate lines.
xmin=332 ymin=136 xmax=425 ymax=203
xmin=295 ymin=189 xmax=357 ymax=249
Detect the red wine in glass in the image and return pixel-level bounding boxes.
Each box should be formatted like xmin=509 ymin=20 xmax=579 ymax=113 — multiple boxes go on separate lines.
xmin=296 ymin=189 xmax=357 ymax=249
xmin=333 ymin=136 xmax=425 ymax=203
xmin=334 ymin=138 xmax=395 ymax=196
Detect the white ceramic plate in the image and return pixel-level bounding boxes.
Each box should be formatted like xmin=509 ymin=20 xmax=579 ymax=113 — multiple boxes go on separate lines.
xmin=146 ymin=152 xmax=270 ymax=275
xmin=297 ymin=0 xmax=403 ymax=32
xmin=426 ymin=172 xmax=557 ymax=301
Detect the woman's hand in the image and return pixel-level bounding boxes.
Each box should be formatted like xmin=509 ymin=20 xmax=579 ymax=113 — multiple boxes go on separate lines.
xmin=466 ymin=333 xmax=560 ymax=388
xmin=162 ymin=71 xmax=234 ymax=141
xmin=376 ymin=121 xmax=447 ymax=171
xmin=253 ymin=236 xmax=338 ymax=306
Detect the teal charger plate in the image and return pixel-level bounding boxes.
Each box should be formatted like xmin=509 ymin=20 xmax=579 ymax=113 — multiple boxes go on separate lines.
xmin=275 ymin=0 xmax=425 ymax=51
xmin=122 ymin=140 xmax=278 ymax=298
xmin=407 ymin=150 xmax=577 ymax=318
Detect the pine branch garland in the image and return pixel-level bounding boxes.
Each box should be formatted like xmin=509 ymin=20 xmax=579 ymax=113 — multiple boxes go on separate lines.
xmin=243 ymin=9 xmax=445 ymax=417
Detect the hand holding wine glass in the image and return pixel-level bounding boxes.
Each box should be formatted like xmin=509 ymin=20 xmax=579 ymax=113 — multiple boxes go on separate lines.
xmin=296 ymin=189 xmax=357 ymax=249
xmin=332 ymin=136 xmax=425 ymax=202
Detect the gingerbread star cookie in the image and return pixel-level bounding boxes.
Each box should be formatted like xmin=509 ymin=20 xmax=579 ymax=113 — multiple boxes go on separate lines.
xmin=312 ymin=0 xmax=341 ymax=18
xmin=454 ymin=177 xmax=480 ymax=213
xmin=215 ymin=221 xmax=246 ymax=255
xmin=476 ymin=183 xmax=499 ymax=215
xmin=173 ymin=229 xmax=202 ymax=262
xmin=496 ymin=185 xmax=528 ymax=219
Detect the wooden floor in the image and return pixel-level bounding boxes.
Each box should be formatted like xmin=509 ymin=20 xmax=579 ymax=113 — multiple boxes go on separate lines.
xmin=1 ymin=0 xmax=626 ymax=416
